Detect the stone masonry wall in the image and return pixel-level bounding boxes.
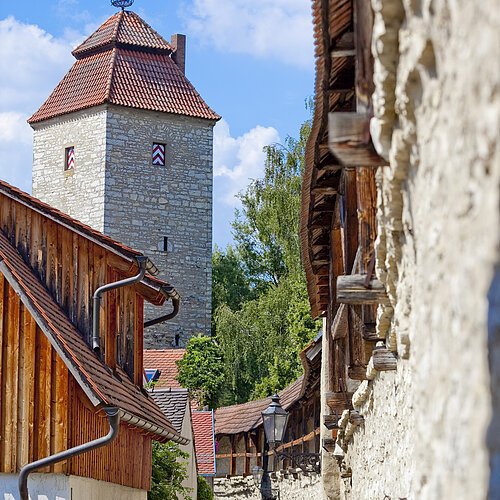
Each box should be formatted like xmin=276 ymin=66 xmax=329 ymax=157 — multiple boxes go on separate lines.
xmin=105 ymin=106 xmax=214 ymax=347
xmin=332 ymin=1 xmax=500 ymax=499
xmin=214 ymin=471 xmax=322 ymax=500
xmin=31 ymin=104 xmax=215 ymax=348
xmin=32 ymin=107 xmax=108 ymax=232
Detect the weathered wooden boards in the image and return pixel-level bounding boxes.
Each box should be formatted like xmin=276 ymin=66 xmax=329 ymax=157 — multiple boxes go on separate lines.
xmin=0 ymin=193 xmax=144 ymax=381
xmin=0 ymin=278 xmax=69 ymax=473
xmin=336 ymin=275 xmax=390 ymax=305
xmin=328 ymin=112 xmax=387 ymax=167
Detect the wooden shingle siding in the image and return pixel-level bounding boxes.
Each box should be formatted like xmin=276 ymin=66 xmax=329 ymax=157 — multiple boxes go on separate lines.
xmin=68 ymin=382 xmax=152 ymax=491
xmin=0 ymin=277 xmax=69 ymax=473
xmin=0 ymin=192 xmax=144 ymax=381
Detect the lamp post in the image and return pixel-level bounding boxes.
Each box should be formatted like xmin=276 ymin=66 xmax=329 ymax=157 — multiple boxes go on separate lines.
xmin=261 ymin=393 xmax=321 ymax=475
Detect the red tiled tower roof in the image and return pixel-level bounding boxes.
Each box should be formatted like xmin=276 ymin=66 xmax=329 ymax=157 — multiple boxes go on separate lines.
xmin=28 ymin=11 xmax=220 ymax=123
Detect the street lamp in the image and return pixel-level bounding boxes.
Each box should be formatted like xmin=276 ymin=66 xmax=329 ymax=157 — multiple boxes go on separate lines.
xmin=261 ymin=393 xmax=321 ymax=474
xmin=261 ymin=394 xmax=290 ymax=449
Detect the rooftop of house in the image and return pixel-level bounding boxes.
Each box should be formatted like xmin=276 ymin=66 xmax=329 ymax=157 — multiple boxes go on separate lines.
xmin=192 ymin=411 xmax=216 ymax=476
xmin=214 ymin=376 xmax=304 ymax=435
xmin=144 ymin=348 xmax=185 ymax=389
xmin=150 ymin=389 xmax=189 ymax=434
xmin=28 ymin=10 xmax=220 ymax=124
xmin=0 ymin=230 xmax=185 ymax=444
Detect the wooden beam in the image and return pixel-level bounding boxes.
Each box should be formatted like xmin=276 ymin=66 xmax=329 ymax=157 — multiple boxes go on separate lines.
xmin=372 ymin=348 xmax=397 ymax=371
xmin=312 ymin=186 xmax=338 ymax=196
xmin=336 ymin=275 xmax=390 ymax=305
xmin=348 ymin=365 xmax=367 ymax=381
xmin=332 ymin=48 xmax=356 ymax=58
xmin=326 ymin=392 xmax=353 ymax=413
xmin=323 ymin=414 xmax=339 ymax=430
xmin=328 ymin=112 xmax=386 ymax=167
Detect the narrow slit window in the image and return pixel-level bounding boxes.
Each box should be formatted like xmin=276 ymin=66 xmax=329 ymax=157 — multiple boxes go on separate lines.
xmin=65 ymin=146 xmax=75 ymax=171
xmin=163 ymin=237 xmax=169 ymax=252
xmin=152 ymin=143 xmax=166 ymax=166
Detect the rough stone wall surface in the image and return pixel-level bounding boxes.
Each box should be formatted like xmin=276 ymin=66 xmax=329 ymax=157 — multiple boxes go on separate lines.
xmin=31 ymin=104 xmax=215 ymax=348
xmin=105 ymin=106 xmax=214 ymax=347
xmin=336 ymin=0 xmax=500 ymax=499
xmin=213 ymin=472 xmax=322 ymax=500
xmin=32 ymin=107 xmax=108 ymax=232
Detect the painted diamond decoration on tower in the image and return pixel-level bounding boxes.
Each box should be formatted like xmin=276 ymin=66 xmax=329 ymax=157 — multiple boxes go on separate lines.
xmin=152 ymin=143 xmax=166 ymax=166
xmin=65 ymin=146 xmax=75 ymax=171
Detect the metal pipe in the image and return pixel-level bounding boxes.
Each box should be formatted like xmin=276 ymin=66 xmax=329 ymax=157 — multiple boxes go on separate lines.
xmin=92 ymin=255 xmax=148 ymax=353
xmin=19 ymin=407 xmax=120 ymax=500
xmin=144 ymin=295 xmax=180 ymax=328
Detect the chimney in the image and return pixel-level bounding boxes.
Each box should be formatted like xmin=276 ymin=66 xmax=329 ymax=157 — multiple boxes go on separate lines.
xmin=171 ymin=34 xmax=186 ymax=75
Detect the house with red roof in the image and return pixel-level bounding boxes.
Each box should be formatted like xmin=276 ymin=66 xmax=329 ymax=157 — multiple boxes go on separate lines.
xmin=0 ymin=179 xmax=188 ymax=499
xmin=144 ymin=348 xmax=217 ymax=490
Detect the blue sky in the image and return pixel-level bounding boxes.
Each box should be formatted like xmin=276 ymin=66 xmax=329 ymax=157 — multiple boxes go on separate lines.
xmin=0 ymin=0 xmax=314 ymax=246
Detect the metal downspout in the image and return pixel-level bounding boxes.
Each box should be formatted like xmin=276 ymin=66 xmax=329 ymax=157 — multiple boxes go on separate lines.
xmin=18 ymin=407 xmax=120 ymax=500
xmin=92 ymin=255 xmax=148 ymax=353
xmin=144 ymin=294 xmax=180 ymax=328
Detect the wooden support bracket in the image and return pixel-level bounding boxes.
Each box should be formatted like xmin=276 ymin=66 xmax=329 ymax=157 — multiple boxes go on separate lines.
xmin=326 ymin=392 xmax=354 ymax=413
xmin=372 ymin=347 xmax=397 ymax=371
xmin=348 ymin=365 xmax=367 ymax=381
xmin=323 ymin=414 xmax=340 ymax=430
xmin=328 ymin=112 xmax=387 ymax=167
xmin=336 ymin=275 xmax=390 ymax=305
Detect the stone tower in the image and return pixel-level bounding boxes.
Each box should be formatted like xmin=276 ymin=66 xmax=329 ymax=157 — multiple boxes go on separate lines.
xmin=29 ymin=9 xmax=220 ymax=347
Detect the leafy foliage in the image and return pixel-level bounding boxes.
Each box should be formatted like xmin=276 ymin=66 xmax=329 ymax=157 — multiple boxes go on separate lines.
xmin=212 ymin=117 xmax=321 ymax=405
xmin=211 ymin=244 xmax=253 ymax=332
xmin=149 ymin=441 xmax=191 ymax=500
xmin=176 ymin=335 xmax=225 ymax=408
xmin=197 ymin=475 xmax=214 ymax=500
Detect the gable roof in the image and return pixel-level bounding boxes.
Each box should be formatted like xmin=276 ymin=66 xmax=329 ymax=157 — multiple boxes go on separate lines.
xmin=150 ymin=389 xmax=189 ymax=434
xmin=143 ymin=348 xmax=185 ymax=388
xmin=214 ymin=376 xmax=304 ymax=435
xmin=0 ymin=179 xmax=177 ymax=306
xmin=28 ymin=11 xmax=220 ymax=123
xmin=192 ymin=411 xmax=216 ymax=476
xmin=0 ymin=231 xmax=187 ymax=445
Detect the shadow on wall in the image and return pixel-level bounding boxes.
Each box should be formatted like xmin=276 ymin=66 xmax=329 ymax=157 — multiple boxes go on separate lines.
xmin=488 ymin=265 xmax=500 ymax=499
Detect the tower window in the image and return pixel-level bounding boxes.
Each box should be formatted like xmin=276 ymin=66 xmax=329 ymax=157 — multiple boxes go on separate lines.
xmin=163 ymin=237 xmax=169 ymax=252
xmin=65 ymin=146 xmax=75 ymax=171
xmin=152 ymin=143 xmax=166 ymax=166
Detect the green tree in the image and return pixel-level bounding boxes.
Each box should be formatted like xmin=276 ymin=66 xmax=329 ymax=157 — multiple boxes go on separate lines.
xmin=212 ymin=117 xmax=320 ymax=405
xmin=149 ymin=441 xmax=191 ymax=500
xmin=197 ymin=476 xmax=214 ymax=500
xmin=176 ymin=335 xmax=225 ymax=408
xmin=211 ymin=244 xmax=253 ymax=332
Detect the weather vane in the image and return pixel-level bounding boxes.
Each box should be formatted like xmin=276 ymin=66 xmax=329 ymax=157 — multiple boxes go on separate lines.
xmin=111 ymin=0 xmax=134 ymax=10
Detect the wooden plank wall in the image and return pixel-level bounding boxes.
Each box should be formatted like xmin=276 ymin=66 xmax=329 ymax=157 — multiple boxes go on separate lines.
xmin=0 ymin=276 xmax=69 ymax=473
xmin=68 ymin=382 xmax=152 ymax=491
xmin=0 ymin=194 xmax=144 ymax=382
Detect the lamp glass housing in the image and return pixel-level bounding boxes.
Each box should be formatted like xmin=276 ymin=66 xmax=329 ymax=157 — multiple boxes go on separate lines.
xmin=261 ymin=393 xmax=289 ymax=448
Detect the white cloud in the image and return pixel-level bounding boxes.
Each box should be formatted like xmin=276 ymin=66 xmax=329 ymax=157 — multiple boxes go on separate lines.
xmin=213 ymin=119 xmax=280 ymax=207
xmin=183 ymin=0 xmax=314 ymax=69
xmin=0 ymin=17 xmax=79 ymax=191
xmin=212 ymin=119 xmax=280 ymax=246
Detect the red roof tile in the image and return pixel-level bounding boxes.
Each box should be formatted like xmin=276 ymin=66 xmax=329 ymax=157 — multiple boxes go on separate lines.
xmin=0 ymin=232 xmax=186 ymax=444
xmin=144 ymin=349 xmax=185 ymax=388
xmin=192 ymin=411 xmax=216 ymax=475
xmin=214 ymin=377 xmax=304 ymax=435
xmin=73 ymin=11 xmax=172 ymax=58
xmin=28 ymin=12 xmax=219 ymax=123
